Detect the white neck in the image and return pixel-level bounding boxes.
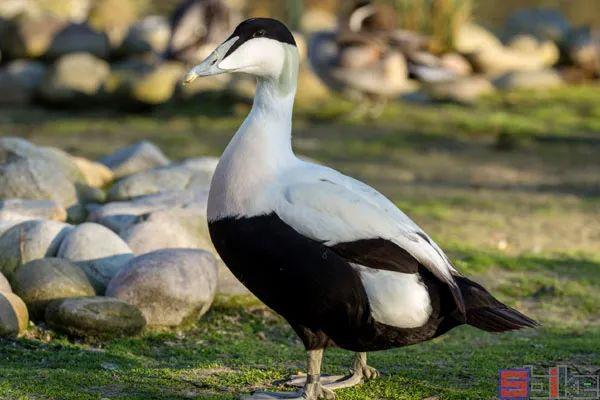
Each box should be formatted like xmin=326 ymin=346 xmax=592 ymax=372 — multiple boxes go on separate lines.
xmin=208 ymin=46 xmax=300 ymax=220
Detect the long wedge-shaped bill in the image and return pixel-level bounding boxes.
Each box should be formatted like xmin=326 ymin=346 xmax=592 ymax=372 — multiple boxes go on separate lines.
xmin=183 ymin=36 xmax=240 ymax=84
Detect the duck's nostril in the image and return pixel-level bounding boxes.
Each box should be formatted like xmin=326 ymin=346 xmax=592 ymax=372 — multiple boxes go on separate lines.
xmin=211 ymin=59 xmax=218 ymax=66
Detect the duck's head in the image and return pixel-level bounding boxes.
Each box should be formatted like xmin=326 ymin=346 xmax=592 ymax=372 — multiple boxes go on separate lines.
xmin=183 ymin=17 xmax=297 ymax=84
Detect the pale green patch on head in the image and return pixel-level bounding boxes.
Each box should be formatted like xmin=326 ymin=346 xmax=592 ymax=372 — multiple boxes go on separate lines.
xmin=275 ymin=44 xmax=299 ymax=97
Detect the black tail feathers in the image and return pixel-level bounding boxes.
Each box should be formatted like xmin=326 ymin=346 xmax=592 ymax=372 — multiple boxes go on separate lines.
xmin=455 ymin=276 xmax=539 ymax=332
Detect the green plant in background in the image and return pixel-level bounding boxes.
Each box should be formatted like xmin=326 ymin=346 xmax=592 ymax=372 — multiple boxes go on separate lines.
xmin=387 ymin=0 xmax=472 ymax=53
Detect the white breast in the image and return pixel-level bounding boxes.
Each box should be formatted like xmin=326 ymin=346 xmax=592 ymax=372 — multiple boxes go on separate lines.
xmin=353 ymin=264 xmax=432 ymax=328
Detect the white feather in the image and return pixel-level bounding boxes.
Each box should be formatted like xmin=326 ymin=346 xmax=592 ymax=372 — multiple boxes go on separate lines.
xmin=353 ymin=264 xmax=432 ymax=328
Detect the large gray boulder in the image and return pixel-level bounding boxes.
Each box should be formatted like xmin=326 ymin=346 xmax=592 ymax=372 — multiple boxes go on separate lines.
xmin=0 ymin=157 xmax=79 ymax=207
xmin=107 ymin=157 xmax=217 ymax=201
xmin=0 ymin=137 xmax=84 ymax=184
xmin=568 ymin=28 xmax=600 ymax=76
xmin=105 ymin=60 xmax=185 ymax=106
xmin=88 ymin=188 xmax=208 ymax=233
xmin=0 ymin=292 xmax=28 ymax=337
xmin=0 ymin=199 xmax=67 ymax=222
xmin=57 ymin=223 xmax=134 ymax=293
xmin=71 ymin=156 xmax=114 ymax=188
xmin=119 ymin=15 xmax=170 ymax=56
xmin=106 ymin=249 xmax=218 ymax=327
xmin=45 ymin=296 xmax=145 ymax=338
xmin=120 ymin=206 xmax=212 ymax=255
xmin=46 ymin=23 xmax=110 ymax=59
xmin=0 ymin=60 xmax=46 ymax=106
xmin=0 ymin=220 xmax=72 ymax=280
xmin=39 ymin=52 xmax=110 ymax=105
xmin=0 ymin=272 xmax=11 ymax=294
xmin=0 ymin=14 xmax=66 ymax=59
xmin=88 ymin=0 xmax=146 ymax=49
xmin=12 ymin=258 xmax=95 ymax=320
xmin=100 ymin=141 xmax=169 ymax=179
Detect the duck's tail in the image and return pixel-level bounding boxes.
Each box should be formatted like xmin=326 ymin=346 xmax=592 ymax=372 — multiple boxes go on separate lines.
xmin=455 ymin=276 xmax=539 ymax=332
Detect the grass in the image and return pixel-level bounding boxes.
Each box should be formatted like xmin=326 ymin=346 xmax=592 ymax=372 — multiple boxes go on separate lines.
xmin=0 ymin=84 xmax=599 ymax=399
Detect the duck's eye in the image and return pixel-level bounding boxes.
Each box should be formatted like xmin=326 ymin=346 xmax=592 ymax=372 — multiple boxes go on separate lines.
xmin=253 ymin=29 xmax=266 ymax=38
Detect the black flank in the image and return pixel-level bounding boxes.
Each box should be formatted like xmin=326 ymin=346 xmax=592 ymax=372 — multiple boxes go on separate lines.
xmin=209 ymin=214 xmax=471 ymax=352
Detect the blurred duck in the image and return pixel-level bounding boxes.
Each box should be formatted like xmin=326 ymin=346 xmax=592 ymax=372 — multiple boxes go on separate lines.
xmin=308 ymin=1 xmax=412 ymax=114
xmin=164 ymin=0 xmax=236 ymax=64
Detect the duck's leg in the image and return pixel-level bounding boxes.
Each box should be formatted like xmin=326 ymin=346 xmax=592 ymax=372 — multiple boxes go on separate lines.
xmin=243 ymin=349 xmax=335 ymax=400
xmin=286 ymin=352 xmax=379 ymax=390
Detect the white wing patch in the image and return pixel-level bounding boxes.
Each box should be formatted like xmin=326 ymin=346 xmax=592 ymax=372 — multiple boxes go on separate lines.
xmin=353 ymin=264 xmax=432 ymax=328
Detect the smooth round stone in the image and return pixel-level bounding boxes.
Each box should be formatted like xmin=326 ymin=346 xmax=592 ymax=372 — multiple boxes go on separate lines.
xmin=57 ymin=222 xmax=134 ymax=293
xmin=0 ymin=272 xmax=12 ymax=293
xmin=106 ymin=249 xmax=218 ymax=327
xmin=0 ymin=292 xmax=29 ymax=337
xmin=45 ymin=296 xmax=145 ymax=338
xmin=0 ymin=220 xmax=72 ymax=280
xmin=12 ymin=258 xmax=95 ymax=320
xmin=99 ymin=141 xmax=169 ymax=179
xmin=0 ymin=199 xmax=66 ymax=222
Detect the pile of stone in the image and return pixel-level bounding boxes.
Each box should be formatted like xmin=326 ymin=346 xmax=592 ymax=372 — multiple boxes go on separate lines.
xmin=0 ymin=0 xmax=326 ymax=109
xmin=0 ymin=137 xmax=247 ymax=339
xmin=416 ymin=8 xmax=599 ymax=103
xmin=309 ymin=5 xmax=599 ymax=104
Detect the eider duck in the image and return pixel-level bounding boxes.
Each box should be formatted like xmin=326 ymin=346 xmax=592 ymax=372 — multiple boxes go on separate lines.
xmin=183 ymin=18 xmax=538 ymax=400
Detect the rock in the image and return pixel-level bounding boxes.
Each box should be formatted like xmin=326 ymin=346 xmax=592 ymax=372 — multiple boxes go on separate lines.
xmin=88 ymin=0 xmax=146 ymax=49
xmin=88 ymin=188 xmax=208 ymax=233
xmin=0 ymin=137 xmax=85 ymax=184
xmin=119 ymin=15 xmax=170 ymax=56
xmin=568 ymin=28 xmax=600 ymax=76
xmin=0 ymin=60 xmax=46 ymax=106
xmin=39 ymin=52 xmax=110 ymax=105
xmin=71 ymin=156 xmax=114 ymax=188
xmin=46 ymin=23 xmax=110 ymax=59
xmin=494 ymin=69 xmax=563 ymax=90
xmin=45 ymin=296 xmax=145 ymax=338
xmin=0 ymin=199 xmax=67 ymax=222
xmin=455 ymin=23 xmax=503 ymax=54
xmin=0 ymin=0 xmax=91 ymax=22
xmin=106 ymin=60 xmax=185 ymax=105
xmin=0 ymin=292 xmax=28 ymax=337
xmin=120 ymin=205 xmax=212 ymax=255
xmin=425 ymin=76 xmax=494 ymax=104
xmin=0 ymin=0 xmax=28 ymax=19
xmin=107 ymin=157 xmax=216 ymax=201
xmin=0 ymin=14 xmax=66 ymax=59
xmin=0 ymin=220 xmax=27 ymax=237
xmin=57 ymin=222 xmax=133 ymax=293
xmin=0 ymin=157 xmax=78 ymax=207
xmin=504 ymin=8 xmax=571 ymax=44
xmin=100 ymin=141 xmax=170 ymax=179
xmin=467 ymin=40 xmax=559 ymax=76
xmin=12 ymin=258 xmax=95 ymax=319
xmin=106 ymin=249 xmax=218 ymax=327
xmin=33 ymin=0 xmax=91 ymax=22
xmin=0 ymin=272 xmax=11 ymax=294
xmin=0 ymin=220 xmax=71 ymax=280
